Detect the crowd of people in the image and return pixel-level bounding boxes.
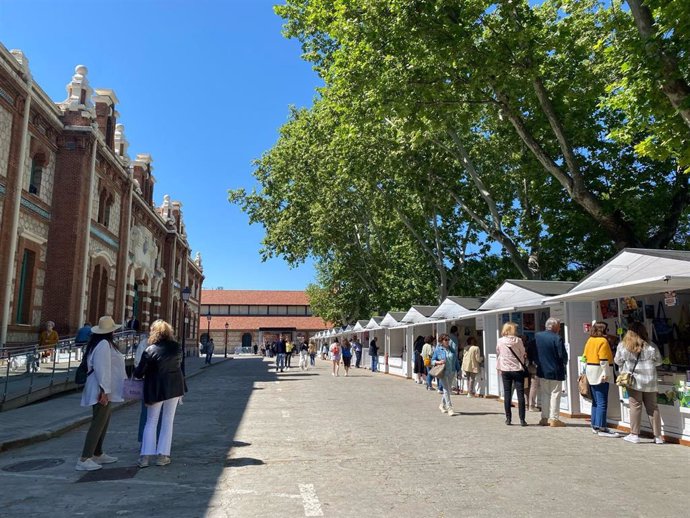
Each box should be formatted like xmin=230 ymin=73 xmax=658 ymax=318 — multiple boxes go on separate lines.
xmin=317 ymin=318 xmax=665 ymax=442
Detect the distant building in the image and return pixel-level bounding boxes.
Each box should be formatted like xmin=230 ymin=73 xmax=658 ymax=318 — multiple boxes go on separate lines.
xmin=199 ymin=290 xmax=327 ymax=350
xmin=0 ymin=45 xmax=203 ymax=346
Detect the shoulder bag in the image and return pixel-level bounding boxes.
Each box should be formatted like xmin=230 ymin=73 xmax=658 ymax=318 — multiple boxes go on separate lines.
xmin=615 ymin=350 xmax=641 ymax=389
xmin=507 ymin=346 xmax=530 ymax=379
xmin=578 ymin=371 xmax=591 ymax=400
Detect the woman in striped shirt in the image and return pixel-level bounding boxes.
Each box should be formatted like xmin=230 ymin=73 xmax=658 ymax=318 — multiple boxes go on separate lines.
xmin=614 ymin=321 xmax=664 ymax=444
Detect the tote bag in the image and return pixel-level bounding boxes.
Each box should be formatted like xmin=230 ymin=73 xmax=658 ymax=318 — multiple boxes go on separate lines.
xmin=122 ymin=378 xmax=144 ymax=401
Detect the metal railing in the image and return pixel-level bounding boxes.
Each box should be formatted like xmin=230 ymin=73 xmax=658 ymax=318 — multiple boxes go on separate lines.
xmin=1 ymin=330 xmax=138 ymax=407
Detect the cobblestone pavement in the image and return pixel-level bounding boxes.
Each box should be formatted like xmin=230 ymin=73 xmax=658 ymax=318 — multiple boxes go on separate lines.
xmin=0 ymin=357 xmax=686 ymax=518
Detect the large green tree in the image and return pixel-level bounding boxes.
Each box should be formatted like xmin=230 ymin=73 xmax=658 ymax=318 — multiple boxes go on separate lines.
xmin=231 ymin=0 xmax=690 ymax=324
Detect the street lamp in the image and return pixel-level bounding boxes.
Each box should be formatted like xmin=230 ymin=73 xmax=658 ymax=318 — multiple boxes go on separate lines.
xmin=224 ymin=322 xmax=229 ymax=358
xmin=181 ymin=286 xmax=191 ymax=358
xmin=206 ymin=310 xmax=212 ymax=351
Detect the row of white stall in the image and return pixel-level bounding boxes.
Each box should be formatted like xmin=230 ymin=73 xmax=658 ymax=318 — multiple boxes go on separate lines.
xmin=313 ymin=249 xmax=690 ymax=444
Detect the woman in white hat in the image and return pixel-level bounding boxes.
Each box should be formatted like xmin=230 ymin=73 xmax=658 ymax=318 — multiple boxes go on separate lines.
xmin=76 ymin=315 xmax=126 ymax=471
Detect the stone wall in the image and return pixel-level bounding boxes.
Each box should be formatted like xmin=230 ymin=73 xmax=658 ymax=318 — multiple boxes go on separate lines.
xmin=0 ymin=104 xmax=12 ymax=178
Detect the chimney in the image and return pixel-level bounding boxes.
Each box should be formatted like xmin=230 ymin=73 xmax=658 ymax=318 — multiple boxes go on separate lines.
xmin=59 ymin=65 xmax=95 ymax=125
xmin=93 ymin=89 xmax=119 ymax=149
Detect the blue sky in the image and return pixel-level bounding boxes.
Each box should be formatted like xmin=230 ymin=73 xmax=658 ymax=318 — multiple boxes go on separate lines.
xmin=0 ymin=0 xmax=319 ymax=290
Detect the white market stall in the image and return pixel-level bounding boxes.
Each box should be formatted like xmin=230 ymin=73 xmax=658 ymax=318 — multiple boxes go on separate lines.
xmin=546 ymin=248 xmax=690 ymax=444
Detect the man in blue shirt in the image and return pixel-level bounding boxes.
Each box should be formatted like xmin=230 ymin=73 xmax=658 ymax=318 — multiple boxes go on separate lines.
xmin=75 ymin=322 xmax=92 ymax=345
xmin=535 ymin=318 xmax=568 ymax=427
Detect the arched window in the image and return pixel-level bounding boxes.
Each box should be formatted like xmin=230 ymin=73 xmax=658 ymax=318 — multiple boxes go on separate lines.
xmin=97 ymin=188 xmax=114 ymax=228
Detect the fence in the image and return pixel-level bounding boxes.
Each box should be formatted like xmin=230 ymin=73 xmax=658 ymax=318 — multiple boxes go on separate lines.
xmin=0 ymin=330 xmax=138 ymax=409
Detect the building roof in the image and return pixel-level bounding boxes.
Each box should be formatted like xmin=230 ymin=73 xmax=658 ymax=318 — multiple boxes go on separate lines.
xmin=201 ymin=290 xmax=310 ymax=306
xmin=200 ymin=315 xmax=327 ymax=331
xmin=431 ymin=297 xmax=485 ymax=320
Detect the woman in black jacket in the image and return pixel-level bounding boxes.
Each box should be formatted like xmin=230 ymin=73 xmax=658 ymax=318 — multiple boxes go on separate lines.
xmin=133 ymin=319 xmax=185 ymax=468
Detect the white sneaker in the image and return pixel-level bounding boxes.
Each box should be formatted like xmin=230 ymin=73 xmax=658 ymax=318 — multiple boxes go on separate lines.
xmin=654 ymin=437 xmax=665 ymax=444
xmin=439 ymin=403 xmax=447 ymax=414
xmin=624 ymin=434 xmax=640 ymax=444
xmin=591 ymin=428 xmax=599 ymax=434
xmin=598 ymin=430 xmax=621 ymax=438
xmin=467 ymin=393 xmax=471 ymax=398
xmin=92 ymin=453 xmax=118 ymax=464
xmin=75 ymin=458 xmax=103 ymax=471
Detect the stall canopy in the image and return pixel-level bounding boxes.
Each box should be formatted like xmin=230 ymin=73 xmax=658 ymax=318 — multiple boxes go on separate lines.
xmin=546 ymin=249 xmax=690 ymax=303
xmin=431 ymin=297 xmax=485 ymax=320
xmin=479 ymin=279 xmax=577 ymax=311
xmin=365 ymin=317 xmax=384 ymax=330
xmin=401 ymin=305 xmax=438 ymax=324
xmin=380 ymin=312 xmax=407 ymax=328
xmin=352 ymin=320 xmax=369 ymax=332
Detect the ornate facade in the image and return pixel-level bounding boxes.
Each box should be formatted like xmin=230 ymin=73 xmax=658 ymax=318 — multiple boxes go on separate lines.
xmin=0 ymin=44 xmax=204 ymax=347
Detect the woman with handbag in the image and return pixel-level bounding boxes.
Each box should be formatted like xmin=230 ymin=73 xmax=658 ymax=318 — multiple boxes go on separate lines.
xmin=134 ymin=319 xmax=186 ymax=467
xmin=76 ymin=316 xmax=126 ymax=471
xmin=496 ymin=322 xmax=528 ymax=426
xmin=430 ymin=334 xmax=460 ymax=416
xmin=614 ymin=322 xmax=664 ymax=444
xmin=583 ymin=322 xmax=621 ymax=438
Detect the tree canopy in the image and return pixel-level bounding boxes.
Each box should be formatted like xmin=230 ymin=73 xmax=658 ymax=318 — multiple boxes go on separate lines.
xmin=230 ymin=0 xmax=690 ymax=325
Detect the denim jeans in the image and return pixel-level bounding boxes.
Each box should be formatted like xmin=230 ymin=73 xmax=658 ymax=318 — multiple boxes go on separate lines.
xmin=276 ymin=353 xmax=286 ymax=371
xmin=371 ymin=355 xmax=378 ymax=372
xmin=441 ymin=373 xmax=455 ymax=409
xmin=355 ymin=351 xmax=362 ymax=368
xmin=502 ymin=370 xmax=526 ymax=422
xmin=590 ymin=382 xmax=609 ymax=430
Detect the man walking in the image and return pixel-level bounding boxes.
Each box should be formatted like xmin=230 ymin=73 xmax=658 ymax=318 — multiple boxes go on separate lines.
xmin=535 ymin=318 xmax=568 ymax=427
xmin=275 ymin=337 xmax=287 ymax=373
xmin=369 ymin=336 xmax=379 ymax=372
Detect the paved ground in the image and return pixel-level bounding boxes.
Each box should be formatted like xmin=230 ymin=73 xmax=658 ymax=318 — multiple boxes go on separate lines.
xmin=0 ymin=356 xmax=686 ymax=518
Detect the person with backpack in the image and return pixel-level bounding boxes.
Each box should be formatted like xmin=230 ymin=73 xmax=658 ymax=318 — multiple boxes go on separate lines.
xmin=341 ymin=338 xmax=353 ymax=376
xmin=330 ymin=338 xmax=342 ymax=377
xmin=75 ymin=316 xmax=126 ymax=471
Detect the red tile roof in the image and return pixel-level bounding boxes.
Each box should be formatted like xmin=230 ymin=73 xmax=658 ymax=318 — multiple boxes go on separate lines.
xmin=201 ymin=290 xmax=309 ymax=306
xmin=199 ymin=315 xmax=328 ymax=331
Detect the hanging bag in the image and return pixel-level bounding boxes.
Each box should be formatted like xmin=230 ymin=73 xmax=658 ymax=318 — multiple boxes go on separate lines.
xmin=653 ymin=302 xmax=673 ymax=345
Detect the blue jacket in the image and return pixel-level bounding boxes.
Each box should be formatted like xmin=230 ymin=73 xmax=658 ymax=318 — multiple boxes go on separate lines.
xmin=535 ymin=330 xmax=568 ymax=381
xmin=431 ymin=344 xmax=460 ymax=376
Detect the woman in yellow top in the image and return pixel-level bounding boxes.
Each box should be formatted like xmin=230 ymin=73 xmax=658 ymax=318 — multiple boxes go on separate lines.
xmin=38 ymin=320 xmax=59 ymax=363
xmin=583 ymin=322 xmax=620 ymax=438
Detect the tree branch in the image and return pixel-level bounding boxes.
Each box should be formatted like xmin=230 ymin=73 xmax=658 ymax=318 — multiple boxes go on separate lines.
xmin=626 ymin=0 xmax=690 ymax=130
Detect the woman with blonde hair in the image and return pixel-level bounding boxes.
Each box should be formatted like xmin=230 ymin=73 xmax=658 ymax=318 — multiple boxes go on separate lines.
xmin=614 ymin=321 xmax=663 ymax=444
xmin=496 ymin=322 xmax=528 ymax=426
xmin=133 ymin=319 xmax=186 ymax=467
xmin=583 ymin=322 xmax=620 ymax=438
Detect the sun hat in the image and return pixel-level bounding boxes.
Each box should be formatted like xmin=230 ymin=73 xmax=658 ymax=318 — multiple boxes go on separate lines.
xmin=91 ymin=316 xmax=122 ymax=334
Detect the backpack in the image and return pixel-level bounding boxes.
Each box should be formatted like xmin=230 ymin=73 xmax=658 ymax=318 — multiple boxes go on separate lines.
xmin=74 ymin=346 xmax=94 ymax=385
xmin=332 ymin=345 xmax=340 ymax=356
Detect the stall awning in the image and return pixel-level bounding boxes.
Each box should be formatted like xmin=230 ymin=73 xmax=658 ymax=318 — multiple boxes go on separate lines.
xmin=545 ymin=275 xmax=690 ymax=303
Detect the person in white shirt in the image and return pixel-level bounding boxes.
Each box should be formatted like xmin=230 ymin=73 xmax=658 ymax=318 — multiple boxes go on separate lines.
xmin=76 ymin=316 xmax=126 ymax=471
xmin=614 ymin=321 xmax=664 ymax=444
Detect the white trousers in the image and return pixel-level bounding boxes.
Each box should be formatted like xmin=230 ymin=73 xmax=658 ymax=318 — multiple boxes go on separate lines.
xmin=539 ymin=379 xmax=562 ymax=420
xmin=141 ymin=396 xmax=180 ymax=456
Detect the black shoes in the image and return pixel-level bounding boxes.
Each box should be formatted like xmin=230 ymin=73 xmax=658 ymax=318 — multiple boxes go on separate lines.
xmin=505 ymin=418 xmax=511 ymax=426
xmin=520 ymin=420 xmax=528 ymax=427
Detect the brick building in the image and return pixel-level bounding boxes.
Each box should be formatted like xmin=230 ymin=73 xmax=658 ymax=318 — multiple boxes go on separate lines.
xmin=0 ymin=44 xmax=203 ymax=347
xmin=199 ymin=290 xmax=327 ymax=351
